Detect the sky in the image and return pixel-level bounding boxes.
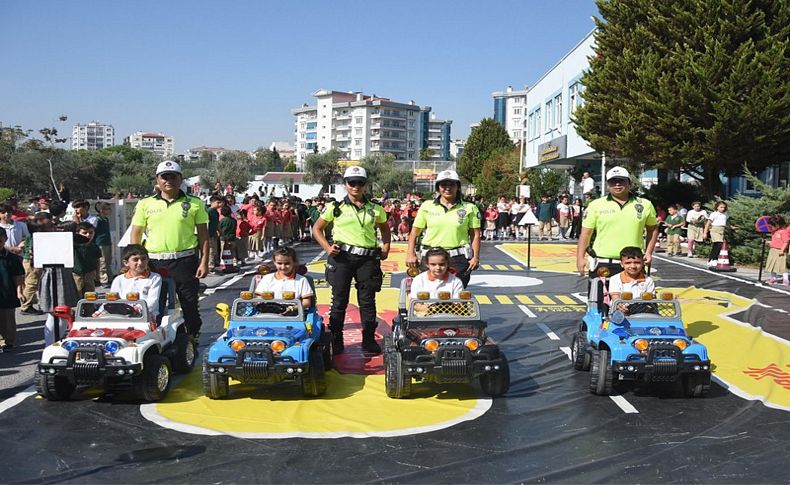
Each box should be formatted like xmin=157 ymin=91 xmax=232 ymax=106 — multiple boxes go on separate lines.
xmin=1 ymin=0 xmax=599 ymax=153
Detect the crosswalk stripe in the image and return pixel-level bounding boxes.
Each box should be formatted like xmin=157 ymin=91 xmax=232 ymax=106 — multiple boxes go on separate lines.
xmin=536 ymin=295 xmax=556 ymax=304
xmin=510 ymin=265 xmax=524 ymax=271
xmin=475 ymin=295 xmax=492 ymax=304
xmin=556 ymin=295 xmax=577 ymax=305
xmin=481 ymin=264 xmax=493 ymax=270
xmin=496 ymin=264 xmax=509 ymax=270
xmin=515 ymin=295 xmax=535 ymax=305
xmin=495 ymin=295 xmax=512 ymax=304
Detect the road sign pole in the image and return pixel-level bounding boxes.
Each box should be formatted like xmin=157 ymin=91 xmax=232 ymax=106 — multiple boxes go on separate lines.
xmin=527 ymin=224 xmax=532 ymax=269
xmin=758 ymin=234 xmax=767 ymax=283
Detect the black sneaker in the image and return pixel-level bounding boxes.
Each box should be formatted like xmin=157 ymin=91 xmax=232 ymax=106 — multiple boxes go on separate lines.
xmin=332 ymin=334 xmax=345 ymax=355
xmin=20 ymin=307 xmax=44 ymax=316
xmin=361 ymin=335 xmax=382 ymax=354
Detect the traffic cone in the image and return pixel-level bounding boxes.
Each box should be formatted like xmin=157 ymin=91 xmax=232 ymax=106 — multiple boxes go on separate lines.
xmin=711 ymin=240 xmax=737 ymax=272
xmin=219 ymin=241 xmax=237 ymax=273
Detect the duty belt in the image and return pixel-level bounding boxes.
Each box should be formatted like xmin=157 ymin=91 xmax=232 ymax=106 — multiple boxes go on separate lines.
xmin=421 ymin=245 xmax=470 ymax=258
xmin=148 ymin=248 xmax=197 ymax=260
xmin=338 ymin=244 xmax=378 ymax=257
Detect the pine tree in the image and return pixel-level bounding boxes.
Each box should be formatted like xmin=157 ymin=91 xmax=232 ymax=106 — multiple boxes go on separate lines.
xmin=458 ymin=118 xmax=513 ymax=183
xmin=574 ymin=0 xmax=790 ymax=198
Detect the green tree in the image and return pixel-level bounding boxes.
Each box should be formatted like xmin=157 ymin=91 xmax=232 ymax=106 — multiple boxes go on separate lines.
xmin=474 ymin=148 xmax=521 ymax=200
xmin=574 ymin=0 xmax=790 ymax=198
xmin=359 ymin=152 xmax=415 ymax=196
xmin=283 ymin=160 xmax=297 ymax=172
xmin=458 ymin=118 xmax=513 ymax=182
xmin=522 ymin=166 xmax=571 ymax=200
xmin=304 ymin=149 xmax=342 ymax=195
xmin=200 ymin=151 xmax=254 ymax=192
xmin=419 ymin=148 xmax=433 ymax=161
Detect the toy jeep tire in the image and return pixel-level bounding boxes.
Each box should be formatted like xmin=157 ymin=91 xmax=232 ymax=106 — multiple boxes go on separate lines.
xmin=589 ymin=348 xmax=613 ymax=395
xmin=300 ymin=346 xmax=327 ymax=397
xmin=173 ymin=332 xmax=197 ymax=374
xmin=479 ymin=351 xmax=510 ymax=397
xmin=571 ymin=332 xmax=591 ymax=371
xmin=319 ymin=327 xmax=334 ymax=371
xmin=135 ymin=353 xmax=172 ymax=402
xmin=35 ymin=372 xmax=76 ymax=401
xmin=202 ymin=355 xmax=229 ymax=399
xmin=683 ymin=374 xmax=710 ymax=398
xmin=384 ymin=349 xmax=411 ymax=399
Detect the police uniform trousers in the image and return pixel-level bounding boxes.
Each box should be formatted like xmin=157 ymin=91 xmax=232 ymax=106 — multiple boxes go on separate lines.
xmin=150 ymin=254 xmax=203 ymax=336
xmin=325 ymin=251 xmax=383 ymax=335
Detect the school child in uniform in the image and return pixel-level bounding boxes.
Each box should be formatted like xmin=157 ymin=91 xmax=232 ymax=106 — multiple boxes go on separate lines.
xmin=218 ymin=206 xmax=237 ymax=271
xmin=685 ymin=201 xmax=707 ymax=257
xmin=704 ymin=201 xmax=736 ymax=267
xmin=484 ymin=204 xmax=498 ymax=241
xmin=664 ymin=205 xmax=685 ymax=256
xmin=0 ymin=228 xmax=25 ymax=351
xmin=253 ymin=246 xmax=314 ymax=310
xmin=108 ymin=244 xmax=162 ymax=320
xmin=72 ymin=222 xmax=102 ymax=295
xmin=765 ymin=215 xmax=789 ymax=285
xmin=235 ymin=209 xmax=252 ymax=265
xmin=409 ymin=248 xmax=464 ymax=300
xmin=397 ymin=215 xmax=410 ymax=242
xmin=247 ymin=205 xmax=266 ymax=259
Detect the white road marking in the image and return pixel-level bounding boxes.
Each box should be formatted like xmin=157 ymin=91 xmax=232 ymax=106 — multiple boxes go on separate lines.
xmin=559 ymin=346 xmax=572 ymax=358
xmin=0 ymin=386 xmax=36 ymax=416
xmin=609 ymin=395 xmax=639 ymax=414
xmin=654 ymin=255 xmax=790 ymax=296
xmin=571 ymin=292 xmax=587 ymax=303
xmin=517 ymin=304 xmax=537 ymax=318
xmin=310 ymin=250 xmax=326 ymax=264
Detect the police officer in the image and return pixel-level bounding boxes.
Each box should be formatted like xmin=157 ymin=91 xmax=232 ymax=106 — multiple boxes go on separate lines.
xmin=576 ymin=166 xmax=658 ymax=278
xmin=312 ymin=166 xmax=391 ymax=355
xmin=131 ymin=161 xmax=210 ymax=338
xmin=406 ymin=170 xmax=481 ymax=287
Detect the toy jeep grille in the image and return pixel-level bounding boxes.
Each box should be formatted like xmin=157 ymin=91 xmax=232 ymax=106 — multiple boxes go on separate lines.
xmin=656 ymin=303 xmax=677 ymax=318
xmin=417 ymin=301 xmax=478 ymax=318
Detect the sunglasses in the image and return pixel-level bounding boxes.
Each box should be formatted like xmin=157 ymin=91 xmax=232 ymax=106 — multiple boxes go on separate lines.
xmin=346 ymin=180 xmax=366 ymax=187
xmin=159 ymin=172 xmax=180 ymax=180
xmin=607 ymin=178 xmax=629 ymax=185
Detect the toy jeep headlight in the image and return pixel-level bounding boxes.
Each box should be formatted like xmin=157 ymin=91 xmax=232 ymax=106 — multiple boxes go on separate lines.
xmin=672 ymin=339 xmax=688 ymax=350
xmin=416 ymin=292 xmax=430 ymax=300
xmin=106 ymin=292 xmax=120 ymax=301
xmin=438 ymin=292 xmax=451 ymax=300
xmin=621 ymin=292 xmax=633 ymax=300
xmin=459 ymin=291 xmax=472 ymax=300
xmin=464 ymin=339 xmax=480 ymax=351
xmin=240 ymin=291 xmax=253 ymax=300
xmin=282 ymin=291 xmax=296 ymax=300
xmin=104 ymin=341 xmax=120 ymax=354
xmin=63 ymin=340 xmax=79 ymax=352
xmin=423 ymin=339 xmax=439 ymax=352
xmin=230 ymin=340 xmax=246 ymax=352
xmin=259 ymin=292 xmax=274 ymax=300
xmin=270 ymin=340 xmax=287 ymax=353
xmin=641 ymin=292 xmax=655 ymax=300
xmin=633 ymin=338 xmax=649 ymax=352
xmin=126 ymin=292 xmax=140 ymax=301
xmin=661 ymin=292 xmax=674 ymax=300
xmin=84 ymin=292 xmax=97 ymax=301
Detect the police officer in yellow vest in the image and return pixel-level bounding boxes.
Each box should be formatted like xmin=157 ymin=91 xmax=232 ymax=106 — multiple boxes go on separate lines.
xmin=406 ymin=170 xmax=481 ymax=287
xmin=576 ymin=166 xmax=658 ymax=278
xmin=131 ymin=161 xmax=210 ymax=337
xmin=312 ymin=166 xmax=391 ymax=355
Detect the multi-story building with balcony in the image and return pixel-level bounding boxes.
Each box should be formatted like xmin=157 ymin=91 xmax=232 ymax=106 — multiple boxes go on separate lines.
xmin=419 ymin=109 xmax=452 ymax=160
xmin=71 ymin=122 xmax=115 ymax=150
xmin=124 ymin=131 xmax=175 ymax=158
xmin=292 ymin=89 xmax=450 ymax=162
xmin=492 ymin=85 xmax=529 ymax=143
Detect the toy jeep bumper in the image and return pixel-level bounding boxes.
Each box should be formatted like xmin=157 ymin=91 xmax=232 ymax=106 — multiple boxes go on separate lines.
xmin=205 ymin=347 xmax=309 ymax=384
xmin=38 ymin=346 xmax=143 ymax=386
xmin=612 ymin=344 xmax=712 ymax=382
xmin=401 ymin=346 xmax=506 ymax=384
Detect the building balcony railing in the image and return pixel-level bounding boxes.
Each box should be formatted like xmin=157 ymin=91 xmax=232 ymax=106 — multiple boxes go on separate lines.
xmin=335 ymin=135 xmax=351 ymax=142
xmin=333 ymin=114 xmax=351 ymax=120
xmin=334 ymin=124 xmax=351 ymax=131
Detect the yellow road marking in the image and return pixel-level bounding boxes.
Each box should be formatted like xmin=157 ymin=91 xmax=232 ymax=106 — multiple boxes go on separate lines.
xmin=536 ymin=295 xmax=556 ymax=304
xmin=475 ymin=295 xmax=492 ymax=304
xmin=480 ymin=264 xmax=493 ymax=270
xmin=496 ymin=264 xmax=509 ymax=270
xmin=494 ymin=295 xmax=512 ymax=305
xmin=510 ymin=265 xmax=524 ymax=271
xmin=515 ymin=295 xmax=535 ymax=305
xmin=556 ymin=295 xmax=577 ymax=305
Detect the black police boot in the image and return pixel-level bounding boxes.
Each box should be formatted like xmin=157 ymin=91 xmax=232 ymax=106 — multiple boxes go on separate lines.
xmin=361 ymin=328 xmax=381 ymax=354
xmin=332 ymin=332 xmax=345 ymax=355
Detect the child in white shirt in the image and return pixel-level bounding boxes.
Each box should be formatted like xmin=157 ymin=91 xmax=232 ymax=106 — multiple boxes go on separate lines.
xmin=254 ymin=246 xmax=314 ymax=309
xmin=110 ymin=244 xmax=162 ymax=319
xmin=608 ymin=246 xmax=656 ymax=314
xmin=409 ymin=248 xmax=464 ymax=299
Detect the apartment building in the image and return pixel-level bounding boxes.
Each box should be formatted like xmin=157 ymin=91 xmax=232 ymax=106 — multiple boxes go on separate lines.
xmin=492 ymin=85 xmax=529 ymax=143
xmin=292 ymin=89 xmax=451 ymax=162
xmin=419 ymin=109 xmax=452 ymax=160
xmin=71 ymin=122 xmax=115 ymax=150
xmin=124 ymin=131 xmax=175 ymax=158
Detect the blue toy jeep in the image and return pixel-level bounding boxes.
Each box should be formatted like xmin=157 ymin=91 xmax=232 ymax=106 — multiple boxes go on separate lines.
xmin=384 ymin=271 xmax=510 ymax=399
xmin=202 ymin=291 xmax=332 ymax=399
xmin=571 ymin=268 xmax=711 ymax=397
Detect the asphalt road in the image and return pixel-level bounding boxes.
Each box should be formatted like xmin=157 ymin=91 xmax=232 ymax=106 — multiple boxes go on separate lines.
xmin=1 ymin=242 xmax=788 ymax=483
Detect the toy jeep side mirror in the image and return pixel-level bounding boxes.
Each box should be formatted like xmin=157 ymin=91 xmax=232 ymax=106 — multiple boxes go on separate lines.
xmin=215 ymin=303 xmax=230 ymax=329
xmin=53 ymin=305 xmax=74 ymax=330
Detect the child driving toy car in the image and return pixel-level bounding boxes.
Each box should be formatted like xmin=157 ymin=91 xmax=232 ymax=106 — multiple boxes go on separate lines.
xmin=253 ymin=246 xmax=314 ymax=310
xmin=103 ymin=244 xmax=162 ymax=319
xmin=608 ymin=246 xmax=656 ymax=315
